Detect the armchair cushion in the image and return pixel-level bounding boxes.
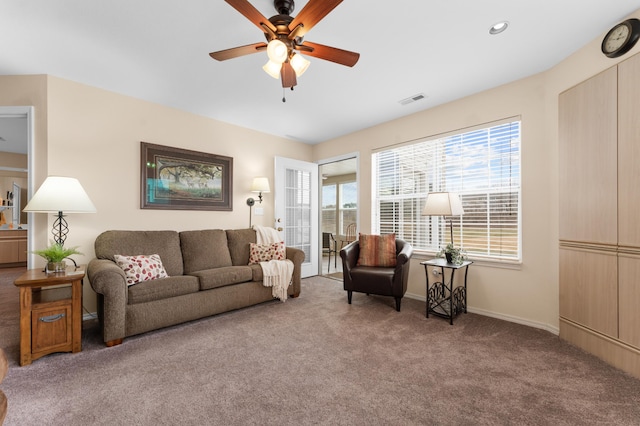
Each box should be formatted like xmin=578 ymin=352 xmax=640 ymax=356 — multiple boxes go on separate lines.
xmin=357 ymin=233 xmax=397 ymax=267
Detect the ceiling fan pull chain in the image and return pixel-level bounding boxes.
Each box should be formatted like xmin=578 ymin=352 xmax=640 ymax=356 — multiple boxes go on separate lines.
xmin=282 ymin=87 xmax=286 ymax=103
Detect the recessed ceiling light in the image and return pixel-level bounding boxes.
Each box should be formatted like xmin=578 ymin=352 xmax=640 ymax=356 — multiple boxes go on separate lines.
xmin=489 ymin=21 xmax=509 ymax=35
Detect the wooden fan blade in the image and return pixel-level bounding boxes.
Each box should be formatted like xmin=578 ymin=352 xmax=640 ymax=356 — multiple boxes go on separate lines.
xmin=288 ymin=0 xmax=342 ymax=38
xmin=209 ymin=42 xmax=267 ymax=61
xmin=281 ymin=62 xmax=297 ymax=88
xmin=298 ymin=41 xmax=360 ymax=67
xmin=225 ymin=0 xmax=277 ymax=33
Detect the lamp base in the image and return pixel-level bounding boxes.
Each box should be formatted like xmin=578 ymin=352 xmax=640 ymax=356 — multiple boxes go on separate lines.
xmin=52 ymin=211 xmax=68 ymax=246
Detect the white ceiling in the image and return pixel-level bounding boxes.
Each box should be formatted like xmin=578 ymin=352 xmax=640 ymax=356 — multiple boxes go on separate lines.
xmin=1 ymin=0 xmax=639 ymax=147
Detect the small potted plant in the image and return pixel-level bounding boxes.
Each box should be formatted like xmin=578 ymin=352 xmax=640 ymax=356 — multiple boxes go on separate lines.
xmin=32 ymin=242 xmax=82 ymax=273
xmin=437 ymin=242 xmax=467 ymax=265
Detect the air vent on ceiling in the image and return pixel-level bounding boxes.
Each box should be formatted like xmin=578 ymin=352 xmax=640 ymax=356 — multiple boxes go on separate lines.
xmin=398 ymin=93 xmax=427 ymax=106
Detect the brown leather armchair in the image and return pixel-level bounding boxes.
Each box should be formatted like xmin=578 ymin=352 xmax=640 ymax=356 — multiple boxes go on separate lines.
xmin=340 ymin=238 xmax=413 ymax=311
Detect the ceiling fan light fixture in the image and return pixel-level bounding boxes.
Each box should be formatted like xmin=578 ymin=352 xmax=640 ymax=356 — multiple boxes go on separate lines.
xmin=290 ymin=53 xmax=310 ymax=77
xmin=262 ymin=60 xmax=282 ymax=79
xmin=266 ymin=39 xmax=288 ymax=63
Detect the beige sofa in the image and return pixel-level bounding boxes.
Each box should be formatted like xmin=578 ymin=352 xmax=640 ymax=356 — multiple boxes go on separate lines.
xmin=87 ymin=228 xmax=303 ymax=346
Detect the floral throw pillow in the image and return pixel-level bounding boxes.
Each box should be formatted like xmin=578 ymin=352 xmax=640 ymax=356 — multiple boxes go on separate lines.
xmin=114 ymin=254 xmax=169 ymax=286
xmin=356 ymin=233 xmax=397 ymax=267
xmin=249 ymin=242 xmax=286 ymax=264
xmin=271 ymin=241 xmax=286 ymax=260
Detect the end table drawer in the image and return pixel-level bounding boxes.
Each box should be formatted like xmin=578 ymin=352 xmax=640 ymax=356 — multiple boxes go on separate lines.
xmin=31 ymin=304 xmax=72 ymax=354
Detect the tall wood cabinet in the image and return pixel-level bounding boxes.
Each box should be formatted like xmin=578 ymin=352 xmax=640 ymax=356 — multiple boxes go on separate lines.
xmin=559 ymin=53 xmax=640 ymax=378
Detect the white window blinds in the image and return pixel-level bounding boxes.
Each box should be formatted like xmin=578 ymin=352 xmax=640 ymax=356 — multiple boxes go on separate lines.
xmin=373 ymin=120 xmax=521 ymax=261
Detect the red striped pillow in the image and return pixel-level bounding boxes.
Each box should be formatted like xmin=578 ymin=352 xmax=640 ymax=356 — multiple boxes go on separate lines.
xmin=357 ymin=233 xmax=397 ymax=267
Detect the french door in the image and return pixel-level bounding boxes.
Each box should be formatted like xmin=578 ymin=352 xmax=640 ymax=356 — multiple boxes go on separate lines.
xmin=274 ymin=157 xmax=318 ymax=278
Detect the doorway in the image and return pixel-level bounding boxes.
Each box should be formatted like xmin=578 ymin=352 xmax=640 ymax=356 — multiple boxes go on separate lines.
xmin=319 ymin=155 xmax=358 ymax=279
xmin=274 ymin=156 xmax=319 ymax=278
xmin=0 ymin=106 xmax=33 ymax=269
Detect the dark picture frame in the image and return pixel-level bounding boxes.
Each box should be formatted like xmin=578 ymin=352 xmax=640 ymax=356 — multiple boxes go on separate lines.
xmin=140 ymin=142 xmax=233 ymax=211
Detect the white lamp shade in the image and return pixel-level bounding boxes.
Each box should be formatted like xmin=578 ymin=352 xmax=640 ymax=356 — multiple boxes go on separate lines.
xmin=23 ymin=176 xmax=97 ymax=213
xmin=266 ymin=39 xmax=288 ymax=64
xmin=262 ymin=60 xmax=282 ymax=79
xmin=290 ymin=53 xmax=310 ymax=77
xmin=250 ymin=177 xmax=271 ymax=193
xmin=421 ymin=192 xmax=464 ymax=216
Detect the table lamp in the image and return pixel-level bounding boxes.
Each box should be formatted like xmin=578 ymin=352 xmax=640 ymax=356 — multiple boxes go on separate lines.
xmin=421 ymin=192 xmax=464 ymax=245
xmin=23 ymin=176 xmax=97 ymax=246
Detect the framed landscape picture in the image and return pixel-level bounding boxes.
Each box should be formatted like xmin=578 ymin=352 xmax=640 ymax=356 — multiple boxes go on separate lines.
xmin=140 ymin=142 xmax=233 ymax=211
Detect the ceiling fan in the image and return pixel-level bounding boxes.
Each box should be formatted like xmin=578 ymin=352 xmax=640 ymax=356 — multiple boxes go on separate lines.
xmin=209 ymin=0 xmax=360 ymax=90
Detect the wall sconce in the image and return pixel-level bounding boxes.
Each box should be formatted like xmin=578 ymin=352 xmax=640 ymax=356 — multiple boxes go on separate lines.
xmin=248 ymin=177 xmax=270 ymax=205
xmin=246 ymin=177 xmax=271 ymax=227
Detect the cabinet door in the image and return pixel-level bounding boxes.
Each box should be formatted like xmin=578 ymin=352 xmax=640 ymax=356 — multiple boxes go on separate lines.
xmin=0 ymin=240 xmax=17 ymax=263
xmin=18 ymin=239 xmax=27 ymax=262
xmin=559 ymin=68 xmax=617 ymax=245
xmin=619 ymin=255 xmax=640 ymax=349
xmin=618 ymin=53 xmax=640 ymax=248
xmin=559 ymin=247 xmax=618 ymax=338
xmin=31 ymin=304 xmax=72 ymax=354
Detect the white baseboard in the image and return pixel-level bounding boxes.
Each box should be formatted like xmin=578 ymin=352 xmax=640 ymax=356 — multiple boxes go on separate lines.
xmin=404 ymin=292 xmax=559 ymax=335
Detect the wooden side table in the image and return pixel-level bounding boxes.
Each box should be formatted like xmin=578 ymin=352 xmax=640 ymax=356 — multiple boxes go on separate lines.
xmin=421 ymin=258 xmax=472 ymax=325
xmin=14 ymin=265 xmax=85 ymax=366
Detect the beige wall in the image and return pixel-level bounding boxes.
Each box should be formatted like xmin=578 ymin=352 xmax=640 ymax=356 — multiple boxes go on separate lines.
xmin=312 ymin=9 xmax=640 ymax=333
xmin=0 ymin=152 xmax=27 ymax=169
xmin=0 ymin=75 xmax=313 ymax=311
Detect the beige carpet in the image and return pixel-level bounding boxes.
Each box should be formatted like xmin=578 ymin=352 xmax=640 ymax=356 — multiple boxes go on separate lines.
xmin=325 ymin=271 xmax=343 ymax=281
xmin=1 ymin=271 xmax=640 ymax=425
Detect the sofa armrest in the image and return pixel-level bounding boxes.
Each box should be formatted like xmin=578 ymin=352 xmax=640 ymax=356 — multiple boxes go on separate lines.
xmin=286 ymin=247 xmax=305 ymax=297
xmin=87 ymin=258 xmax=128 ymax=343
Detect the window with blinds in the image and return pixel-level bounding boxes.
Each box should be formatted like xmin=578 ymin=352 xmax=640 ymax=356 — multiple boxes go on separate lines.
xmin=372 ymin=120 xmax=521 ymax=262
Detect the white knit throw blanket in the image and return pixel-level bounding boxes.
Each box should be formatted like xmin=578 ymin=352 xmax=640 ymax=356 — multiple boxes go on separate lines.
xmin=254 ymin=225 xmax=294 ymax=301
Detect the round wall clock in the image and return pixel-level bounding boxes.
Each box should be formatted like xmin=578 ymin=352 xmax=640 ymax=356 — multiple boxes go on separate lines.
xmin=601 ymin=18 xmax=640 ymax=58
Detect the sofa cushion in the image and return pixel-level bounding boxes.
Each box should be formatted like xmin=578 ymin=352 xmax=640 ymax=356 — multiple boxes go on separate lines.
xmin=189 ymin=266 xmax=253 ymax=290
xmin=180 ymin=230 xmax=233 ymax=274
xmin=113 ymin=254 xmax=169 ymax=286
xmin=249 ymin=264 xmax=263 ymax=282
xmin=357 ymin=233 xmax=397 ymax=267
xmin=226 ymin=229 xmax=257 ymax=266
xmin=128 ymin=275 xmax=200 ymax=305
xmin=95 ymin=230 xmax=184 ymax=276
